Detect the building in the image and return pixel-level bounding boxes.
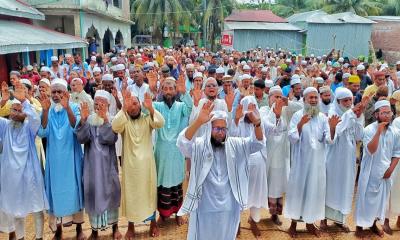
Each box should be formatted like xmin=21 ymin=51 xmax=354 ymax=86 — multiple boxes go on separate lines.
xmin=26 ymin=0 xmax=132 ymax=56
xmin=288 ymin=10 xmax=375 ymax=58
xmin=0 ymin=0 xmax=87 ymax=81
xmin=223 ymin=10 xmax=303 ymax=52
xmin=368 ymin=16 xmax=400 ymax=64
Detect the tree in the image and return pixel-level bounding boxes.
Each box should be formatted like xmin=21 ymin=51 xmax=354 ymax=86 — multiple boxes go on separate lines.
xmin=131 ymin=0 xmax=189 ymax=43
xmin=322 ymin=0 xmax=383 ymax=16
xmin=381 ymin=0 xmax=400 ymax=15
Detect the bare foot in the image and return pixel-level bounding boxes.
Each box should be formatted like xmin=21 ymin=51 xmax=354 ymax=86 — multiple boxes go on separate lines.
xmin=334 ymin=222 xmax=350 ymax=233
xmin=156 ymin=216 xmax=166 ymax=226
xmin=271 ymin=214 xmax=282 ymax=226
xmin=382 ymin=221 xmax=392 ymax=235
xmin=77 ymin=231 xmax=86 ymax=240
xmin=88 ymin=231 xmax=98 ymax=240
xmin=248 ymin=218 xmax=261 ymax=237
xmin=149 ymin=221 xmax=160 ymax=238
xmin=370 ymin=223 xmax=384 ymax=238
xmin=354 ymin=226 xmax=365 ymax=239
xmin=288 ymin=221 xmax=297 ymax=238
xmin=124 ymin=223 xmax=135 ymax=240
xmin=306 ymin=223 xmax=321 ymax=238
xmin=397 ymin=216 xmax=400 ymax=228
xmin=175 ymin=215 xmax=185 ymax=226
xmin=319 ymin=219 xmax=328 ymax=232
xmin=113 ymin=230 xmax=123 ymax=240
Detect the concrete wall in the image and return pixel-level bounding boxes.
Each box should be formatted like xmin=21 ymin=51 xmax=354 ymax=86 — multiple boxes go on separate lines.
xmin=371 ymin=20 xmax=400 ymax=64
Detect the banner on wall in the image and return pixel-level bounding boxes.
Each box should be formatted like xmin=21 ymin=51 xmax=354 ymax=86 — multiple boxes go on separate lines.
xmin=221 ymin=30 xmax=233 ymax=48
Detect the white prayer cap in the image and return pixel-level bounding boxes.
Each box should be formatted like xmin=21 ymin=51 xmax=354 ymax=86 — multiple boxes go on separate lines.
xmin=261 ymin=67 xmax=268 ymax=73
xmin=240 ymin=96 xmax=258 ymax=113
xmin=205 ymin=77 xmax=217 ymax=85
xmin=243 ymin=65 xmax=251 ymax=70
xmin=265 ymin=80 xmax=274 ymax=88
xmin=285 ymin=59 xmax=291 ymax=63
xmin=93 ymin=67 xmax=101 ymax=73
xmin=319 ymin=86 xmax=330 ymax=94
xmin=303 ymin=87 xmax=318 ymax=96
xmin=186 ymin=64 xmax=195 ymax=70
xmin=396 ymin=61 xmax=400 ymax=65
xmin=269 ymin=58 xmax=276 ymax=62
xmin=343 ymin=73 xmax=351 ymax=79
xmin=94 ymin=90 xmax=111 ymax=104
xmin=11 ymin=99 xmax=21 ymax=105
xmin=241 ymin=74 xmax=252 ymax=80
xmin=41 ymin=66 xmax=50 ymax=72
xmin=147 ymin=62 xmax=155 ymax=67
xmin=193 ymin=72 xmax=203 ymax=79
xmin=139 ymin=48 xmax=143 ymax=53
xmin=338 ymin=57 xmax=344 ymax=63
xmin=301 ymin=60 xmax=307 ymax=65
xmin=51 ymin=78 xmax=68 ymax=90
xmin=20 ymin=78 xmax=32 ymax=87
xmin=199 ymin=66 xmax=205 ymax=72
xmin=327 ymin=61 xmax=332 ymax=66
xmin=111 ymin=57 xmax=118 ymax=62
xmin=356 ymin=64 xmax=365 ymax=71
xmin=240 ymin=61 xmax=246 ymax=66
xmin=375 ymin=100 xmax=390 ymax=111
xmin=90 ymin=56 xmax=97 ymax=62
xmin=379 ymin=63 xmax=388 ymax=71
xmin=269 ymin=85 xmax=282 ymax=95
xmin=51 ymin=56 xmax=58 ymax=62
xmin=310 ymin=54 xmax=315 ymax=58
xmin=290 ymin=77 xmax=301 ymax=86
xmin=315 ymin=77 xmax=324 ymax=84
xmin=210 ymin=110 xmax=228 ymax=123
xmin=115 ymin=64 xmax=125 ymax=71
xmin=335 ymin=87 xmax=353 ymax=100
xmin=222 ymin=75 xmax=233 ymax=82
xmin=136 ymin=53 xmax=141 ymax=58
xmin=39 ymin=78 xmax=50 ymax=86
xmin=65 ymin=53 xmax=72 ymax=58
xmin=317 ymin=56 xmax=322 ymax=60
xmin=102 ymin=74 xmax=114 ymax=81
xmin=71 ymin=77 xmax=83 ymax=84
xmin=216 ymin=67 xmax=225 ymax=74
xmin=26 ymin=65 xmax=33 ymax=71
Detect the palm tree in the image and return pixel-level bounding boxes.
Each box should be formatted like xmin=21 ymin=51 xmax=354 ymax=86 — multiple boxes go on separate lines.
xmin=131 ymin=0 xmax=189 ymax=43
xmin=381 ymin=0 xmax=400 ymax=15
xmin=322 ymin=0 xmax=383 ymax=16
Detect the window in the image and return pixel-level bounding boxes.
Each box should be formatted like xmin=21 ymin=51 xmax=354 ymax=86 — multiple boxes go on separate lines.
xmin=113 ymin=0 xmax=121 ymax=8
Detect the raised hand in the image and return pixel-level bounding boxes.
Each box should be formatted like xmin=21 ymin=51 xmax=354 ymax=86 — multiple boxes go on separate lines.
xmin=143 ymin=92 xmax=153 ymax=111
xmin=190 ymin=85 xmax=203 ymax=107
xmin=80 ymin=102 xmax=90 ymax=123
xmin=39 ymin=93 xmax=51 ymax=111
xmin=246 ymin=105 xmax=261 ymax=126
xmin=60 ymin=91 xmax=70 ymax=109
xmin=328 ymin=115 xmax=341 ymax=129
xmin=273 ymin=98 xmax=284 ymax=118
xmin=176 ymin=73 xmax=186 ymax=94
xmin=235 ymin=103 xmax=244 ymax=123
xmin=225 ymin=87 xmax=235 ymax=112
xmin=377 ymin=122 xmax=389 ymax=135
xmin=13 ymin=82 xmax=26 ymax=102
xmin=288 ymin=88 xmax=294 ymax=100
xmin=111 ymin=86 xmax=118 ymax=99
xmin=197 ymin=100 xmax=214 ymax=125
xmin=122 ymin=91 xmax=132 ymax=113
xmin=146 ymin=71 xmax=158 ymax=92
xmin=299 ymin=114 xmax=312 ymax=126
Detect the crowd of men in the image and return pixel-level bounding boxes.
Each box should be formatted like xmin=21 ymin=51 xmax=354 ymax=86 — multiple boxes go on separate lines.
xmin=1 ymin=45 xmax=400 ymax=240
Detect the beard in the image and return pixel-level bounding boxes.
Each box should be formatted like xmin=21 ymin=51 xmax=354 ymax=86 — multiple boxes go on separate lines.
xmin=10 ymin=120 xmax=23 ymax=129
xmin=129 ymin=111 xmax=141 ymax=120
xmin=54 ymin=103 xmax=63 ymax=112
xmin=339 ymin=104 xmax=351 ymax=113
xmin=211 ymin=136 xmax=225 ymax=148
xmin=304 ymin=103 xmax=320 ymax=117
xmin=163 ymin=94 xmax=176 ymax=108
xmin=87 ymin=113 xmax=105 ymax=126
xmin=322 ymin=99 xmax=331 ymax=105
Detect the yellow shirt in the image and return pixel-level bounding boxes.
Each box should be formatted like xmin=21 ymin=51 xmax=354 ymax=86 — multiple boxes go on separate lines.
xmin=0 ymin=100 xmax=11 ymax=117
xmin=363 ymin=84 xmax=378 ymax=98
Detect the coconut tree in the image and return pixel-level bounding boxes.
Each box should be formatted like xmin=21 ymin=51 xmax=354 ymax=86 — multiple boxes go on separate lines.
xmin=322 ymin=0 xmax=383 ymax=16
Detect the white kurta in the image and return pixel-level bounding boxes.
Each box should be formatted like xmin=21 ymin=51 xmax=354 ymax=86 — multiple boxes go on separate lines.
xmin=355 ymin=122 xmax=400 ymax=227
xmin=260 ymin=101 xmax=303 ymax=198
xmin=325 ymin=109 xmax=363 ymax=216
xmin=386 ymin=118 xmax=400 ymax=216
xmin=0 ymin=210 xmax=14 ymax=232
xmin=284 ymin=110 xmax=332 ymax=223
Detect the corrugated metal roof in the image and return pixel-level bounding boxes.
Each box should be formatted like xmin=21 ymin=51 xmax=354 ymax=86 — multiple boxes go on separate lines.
xmin=0 ymin=20 xmax=87 ymax=54
xmin=225 ymin=21 xmax=301 ymax=31
xmin=0 ymin=0 xmax=45 ymax=20
xmin=288 ymin=10 xmax=374 ymax=24
xmin=225 ymin=10 xmax=287 ymax=23
xmin=368 ymin=16 xmax=400 ymax=22
xmin=331 ymin=12 xmax=375 ymax=24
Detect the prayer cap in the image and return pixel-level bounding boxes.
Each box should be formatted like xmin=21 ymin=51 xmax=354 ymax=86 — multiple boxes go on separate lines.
xmin=93 ymin=67 xmax=101 ymax=73
xmin=115 ymin=64 xmax=125 ymax=71
xmin=94 ymin=90 xmax=111 ymax=104
xmin=186 ymin=64 xmax=195 ymax=70
xmin=71 ymin=77 xmax=83 ymax=84
xmin=335 ymin=87 xmax=353 ymax=100
xmin=285 ymin=59 xmax=291 ymax=63
xmin=327 ymin=61 xmax=332 ymax=66
xmin=356 ymin=64 xmax=365 ymax=71
xmin=343 ymin=63 xmax=349 ymax=68
xmin=26 ymin=65 xmax=33 ymax=71
xmin=261 ymin=67 xmax=268 ymax=73
xmin=265 ymin=80 xmax=274 ymax=88
xmin=102 ymin=74 xmax=114 ymax=81
xmin=90 ymin=56 xmax=96 ymax=61
xmin=20 ymin=78 xmax=32 ymax=87
xmin=51 ymin=56 xmax=58 ymax=62
xmin=243 ymin=65 xmax=251 ymax=70
xmin=396 ymin=61 xmax=400 ymax=65
xmin=301 ymin=60 xmax=307 ymax=65
xmin=290 ymin=77 xmax=301 ymax=86
xmin=216 ymin=67 xmax=225 ymax=74
xmin=303 ymin=87 xmax=318 ymax=96
xmin=72 ymin=66 xmax=80 ymax=71
xmin=111 ymin=57 xmax=118 ymax=62
xmin=269 ymin=85 xmax=282 ymax=95
xmin=11 ymin=99 xmax=21 ymax=105
xmin=241 ymin=74 xmax=252 ymax=80
xmin=315 ymin=77 xmax=324 ymax=84
xmin=374 ymin=100 xmax=390 ymax=111
xmin=222 ymin=75 xmax=233 ymax=82
xmin=51 ymin=78 xmax=68 ymax=90
xmin=338 ymin=57 xmax=344 ymax=63
xmin=210 ymin=110 xmax=228 ymax=123
xmin=41 ymin=66 xmax=51 ymax=72
xmin=65 ymin=53 xmax=72 ymax=58
xmin=343 ymin=73 xmax=351 ymax=79
xmin=193 ymin=72 xmax=203 ymax=79
xmin=39 ymin=78 xmax=50 ymax=86
xmin=348 ymin=75 xmax=361 ymax=84
xmin=319 ymin=86 xmax=330 ymax=94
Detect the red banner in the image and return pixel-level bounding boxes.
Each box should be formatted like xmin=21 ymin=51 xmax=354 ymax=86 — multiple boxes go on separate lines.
xmin=221 ymin=32 xmax=233 ymax=47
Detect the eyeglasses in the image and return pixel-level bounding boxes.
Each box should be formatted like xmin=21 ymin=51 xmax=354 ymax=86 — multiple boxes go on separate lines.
xmin=379 ymin=111 xmax=393 ymax=116
xmin=212 ymin=127 xmax=227 ymax=133
xmin=206 ymin=84 xmax=217 ymax=88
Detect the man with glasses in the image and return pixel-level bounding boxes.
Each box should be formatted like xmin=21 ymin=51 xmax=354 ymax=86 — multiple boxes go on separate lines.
xmin=177 ymin=102 xmax=265 ymax=240
xmin=355 ymin=100 xmax=400 ymax=238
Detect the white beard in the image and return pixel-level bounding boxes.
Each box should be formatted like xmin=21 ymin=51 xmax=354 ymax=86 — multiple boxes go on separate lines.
xmin=304 ymin=103 xmax=320 ymax=117
xmin=10 ymin=120 xmax=23 ymax=129
xmin=54 ymin=103 xmax=63 ymax=112
xmin=87 ymin=113 xmax=105 ymax=126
